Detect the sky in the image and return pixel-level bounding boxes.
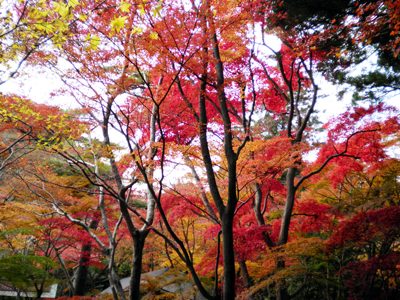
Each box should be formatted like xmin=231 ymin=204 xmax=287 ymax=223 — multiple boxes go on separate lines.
xmin=1 ymin=45 xmax=400 ymax=183
xmin=1 ymin=35 xmax=399 ymax=151
xmin=0 ymin=64 xmax=354 ymax=124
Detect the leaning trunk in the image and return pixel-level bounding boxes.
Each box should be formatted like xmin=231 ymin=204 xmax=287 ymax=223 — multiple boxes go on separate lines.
xmin=277 ymin=167 xmax=297 ymax=246
xmin=238 ymin=260 xmax=251 ymax=289
xmin=108 ymin=266 xmax=126 ymax=300
xmin=275 ymin=166 xmax=297 ymax=300
xmin=252 ymin=183 xmax=275 ymax=248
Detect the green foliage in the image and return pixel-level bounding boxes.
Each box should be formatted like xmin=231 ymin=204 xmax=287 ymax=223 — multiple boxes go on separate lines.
xmin=117 ymin=261 xmax=131 ymax=277
xmin=271 ymin=0 xmax=351 ymax=30
xmin=0 ymin=255 xmax=59 ymax=295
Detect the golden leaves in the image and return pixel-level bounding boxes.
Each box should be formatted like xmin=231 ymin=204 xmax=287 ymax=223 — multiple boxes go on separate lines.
xmin=83 ymin=33 xmax=101 ymax=50
xmin=118 ymin=1 xmax=131 ymax=13
xmin=138 ymin=4 xmax=145 ymax=16
xmin=110 ymin=16 xmax=128 ymax=33
xmin=152 ymin=1 xmax=163 ymax=18
xmin=242 ymin=237 xmax=327 ymax=298
xmin=132 ymin=27 xmax=143 ymax=34
xmin=53 ymin=0 xmax=80 ymax=19
xmin=149 ymin=32 xmax=158 ymax=39
xmin=89 ymin=35 xmax=101 ymax=50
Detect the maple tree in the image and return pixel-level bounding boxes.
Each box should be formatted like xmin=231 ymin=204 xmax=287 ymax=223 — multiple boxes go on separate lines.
xmin=0 ymin=94 xmax=129 ymax=296
xmin=1 ymin=0 xmax=400 ymax=299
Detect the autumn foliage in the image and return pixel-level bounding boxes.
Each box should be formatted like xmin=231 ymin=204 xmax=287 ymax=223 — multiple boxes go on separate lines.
xmin=1 ymin=0 xmax=400 ymax=299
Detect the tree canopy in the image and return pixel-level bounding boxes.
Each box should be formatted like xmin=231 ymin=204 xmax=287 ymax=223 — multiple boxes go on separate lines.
xmin=1 ymin=0 xmax=400 ymax=300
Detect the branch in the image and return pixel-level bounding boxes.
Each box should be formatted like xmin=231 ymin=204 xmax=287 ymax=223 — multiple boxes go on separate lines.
xmin=295 ymin=129 xmax=378 ymax=190
xmin=214 ymin=230 xmax=222 ymax=297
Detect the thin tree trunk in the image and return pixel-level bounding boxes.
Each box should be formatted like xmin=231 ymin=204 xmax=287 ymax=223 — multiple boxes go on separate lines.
xmin=275 ymin=167 xmax=297 ymax=300
xmin=185 ymin=157 xmax=219 ymax=223
xmin=238 ymin=260 xmax=252 ymax=289
xmin=277 ymin=167 xmax=297 ymax=247
xmin=252 ymin=183 xmax=275 ymax=248
xmin=275 ymin=261 xmax=289 ymax=300
xmin=108 ymin=266 xmax=126 ymax=300
xmin=74 ymin=219 xmax=99 ymax=296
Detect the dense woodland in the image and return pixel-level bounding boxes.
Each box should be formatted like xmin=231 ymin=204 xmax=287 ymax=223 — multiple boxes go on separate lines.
xmin=1 ymin=0 xmax=400 ymax=299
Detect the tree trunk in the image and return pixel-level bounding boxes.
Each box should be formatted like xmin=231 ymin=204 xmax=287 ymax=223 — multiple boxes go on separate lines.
xmin=278 ymin=167 xmax=297 ymax=247
xmin=74 ymin=219 xmax=99 ymax=296
xmin=108 ymin=266 xmax=126 ymax=300
xmin=252 ymin=183 xmax=275 ymax=248
xmin=221 ymin=215 xmax=235 ymax=300
xmin=275 ymin=261 xmax=289 ymax=300
xmin=73 ymin=243 xmax=92 ymax=296
xmin=275 ymin=167 xmax=297 ymax=300
xmin=128 ymin=229 xmax=149 ymax=300
xmin=238 ymin=259 xmax=251 ymax=289
xmin=34 ymin=282 xmax=44 ymax=300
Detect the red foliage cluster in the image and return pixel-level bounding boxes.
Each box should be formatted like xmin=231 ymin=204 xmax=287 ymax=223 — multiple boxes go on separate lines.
xmin=295 ymin=199 xmax=337 ymax=233
xmin=338 ymin=253 xmax=400 ymax=300
xmin=233 ymin=224 xmax=270 ymax=261
xmin=327 ymin=207 xmax=400 ymax=299
xmin=38 ymin=216 xmax=105 ymax=268
xmin=327 ymin=206 xmax=400 ymax=251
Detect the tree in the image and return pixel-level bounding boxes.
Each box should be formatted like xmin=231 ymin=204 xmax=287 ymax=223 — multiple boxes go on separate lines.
xmin=0 ymin=94 xmax=128 ymax=297
xmin=259 ymin=0 xmax=400 ymax=102
xmin=0 ymin=255 xmax=59 ymax=299
xmin=2 ymin=0 xmax=400 ymax=299
xmin=327 ymin=206 xmax=400 ymax=299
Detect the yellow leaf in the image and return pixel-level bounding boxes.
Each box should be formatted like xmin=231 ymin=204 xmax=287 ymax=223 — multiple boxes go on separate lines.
xmin=110 ymin=16 xmax=127 ymax=33
xmin=149 ymin=32 xmax=158 ymax=39
xmin=79 ymin=14 xmax=87 ymax=22
xmin=68 ymin=0 xmax=79 ymax=8
xmin=89 ymin=35 xmax=101 ymax=50
xmin=310 ymin=46 xmax=316 ymax=50
xmin=58 ymin=4 xmax=70 ymax=18
xmin=43 ymin=24 xmax=55 ymax=34
xmin=152 ymin=2 xmax=162 ymax=17
xmin=119 ymin=1 xmax=131 ymax=13
xmin=52 ymin=2 xmax=60 ymax=11
xmin=34 ymin=24 xmax=45 ymax=31
xmin=138 ymin=4 xmax=145 ymax=16
xmin=84 ymin=33 xmax=91 ymax=42
xmin=132 ymin=27 xmax=143 ymax=34
xmin=335 ymin=52 xmax=341 ymax=58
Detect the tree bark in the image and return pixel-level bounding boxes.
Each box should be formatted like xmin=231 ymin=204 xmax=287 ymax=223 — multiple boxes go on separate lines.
xmin=74 ymin=219 xmax=99 ymax=296
xmin=238 ymin=259 xmax=252 ymax=289
xmin=275 ymin=261 xmax=289 ymax=300
xmin=221 ymin=214 xmax=235 ymax=300
xmin=252 ymin=183 xmax=275 ymax=248
xmin=278 ymin=167 xmax=297 ymax=246
xmin=108 ymin=266 xmax=126 ymax=300
xmin=128 ymin=230 xmax=149 ymax=300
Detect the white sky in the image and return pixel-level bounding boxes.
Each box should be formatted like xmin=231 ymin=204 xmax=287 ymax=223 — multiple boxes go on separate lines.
xmin=0 ymin=64 xmax=353 ymax=122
